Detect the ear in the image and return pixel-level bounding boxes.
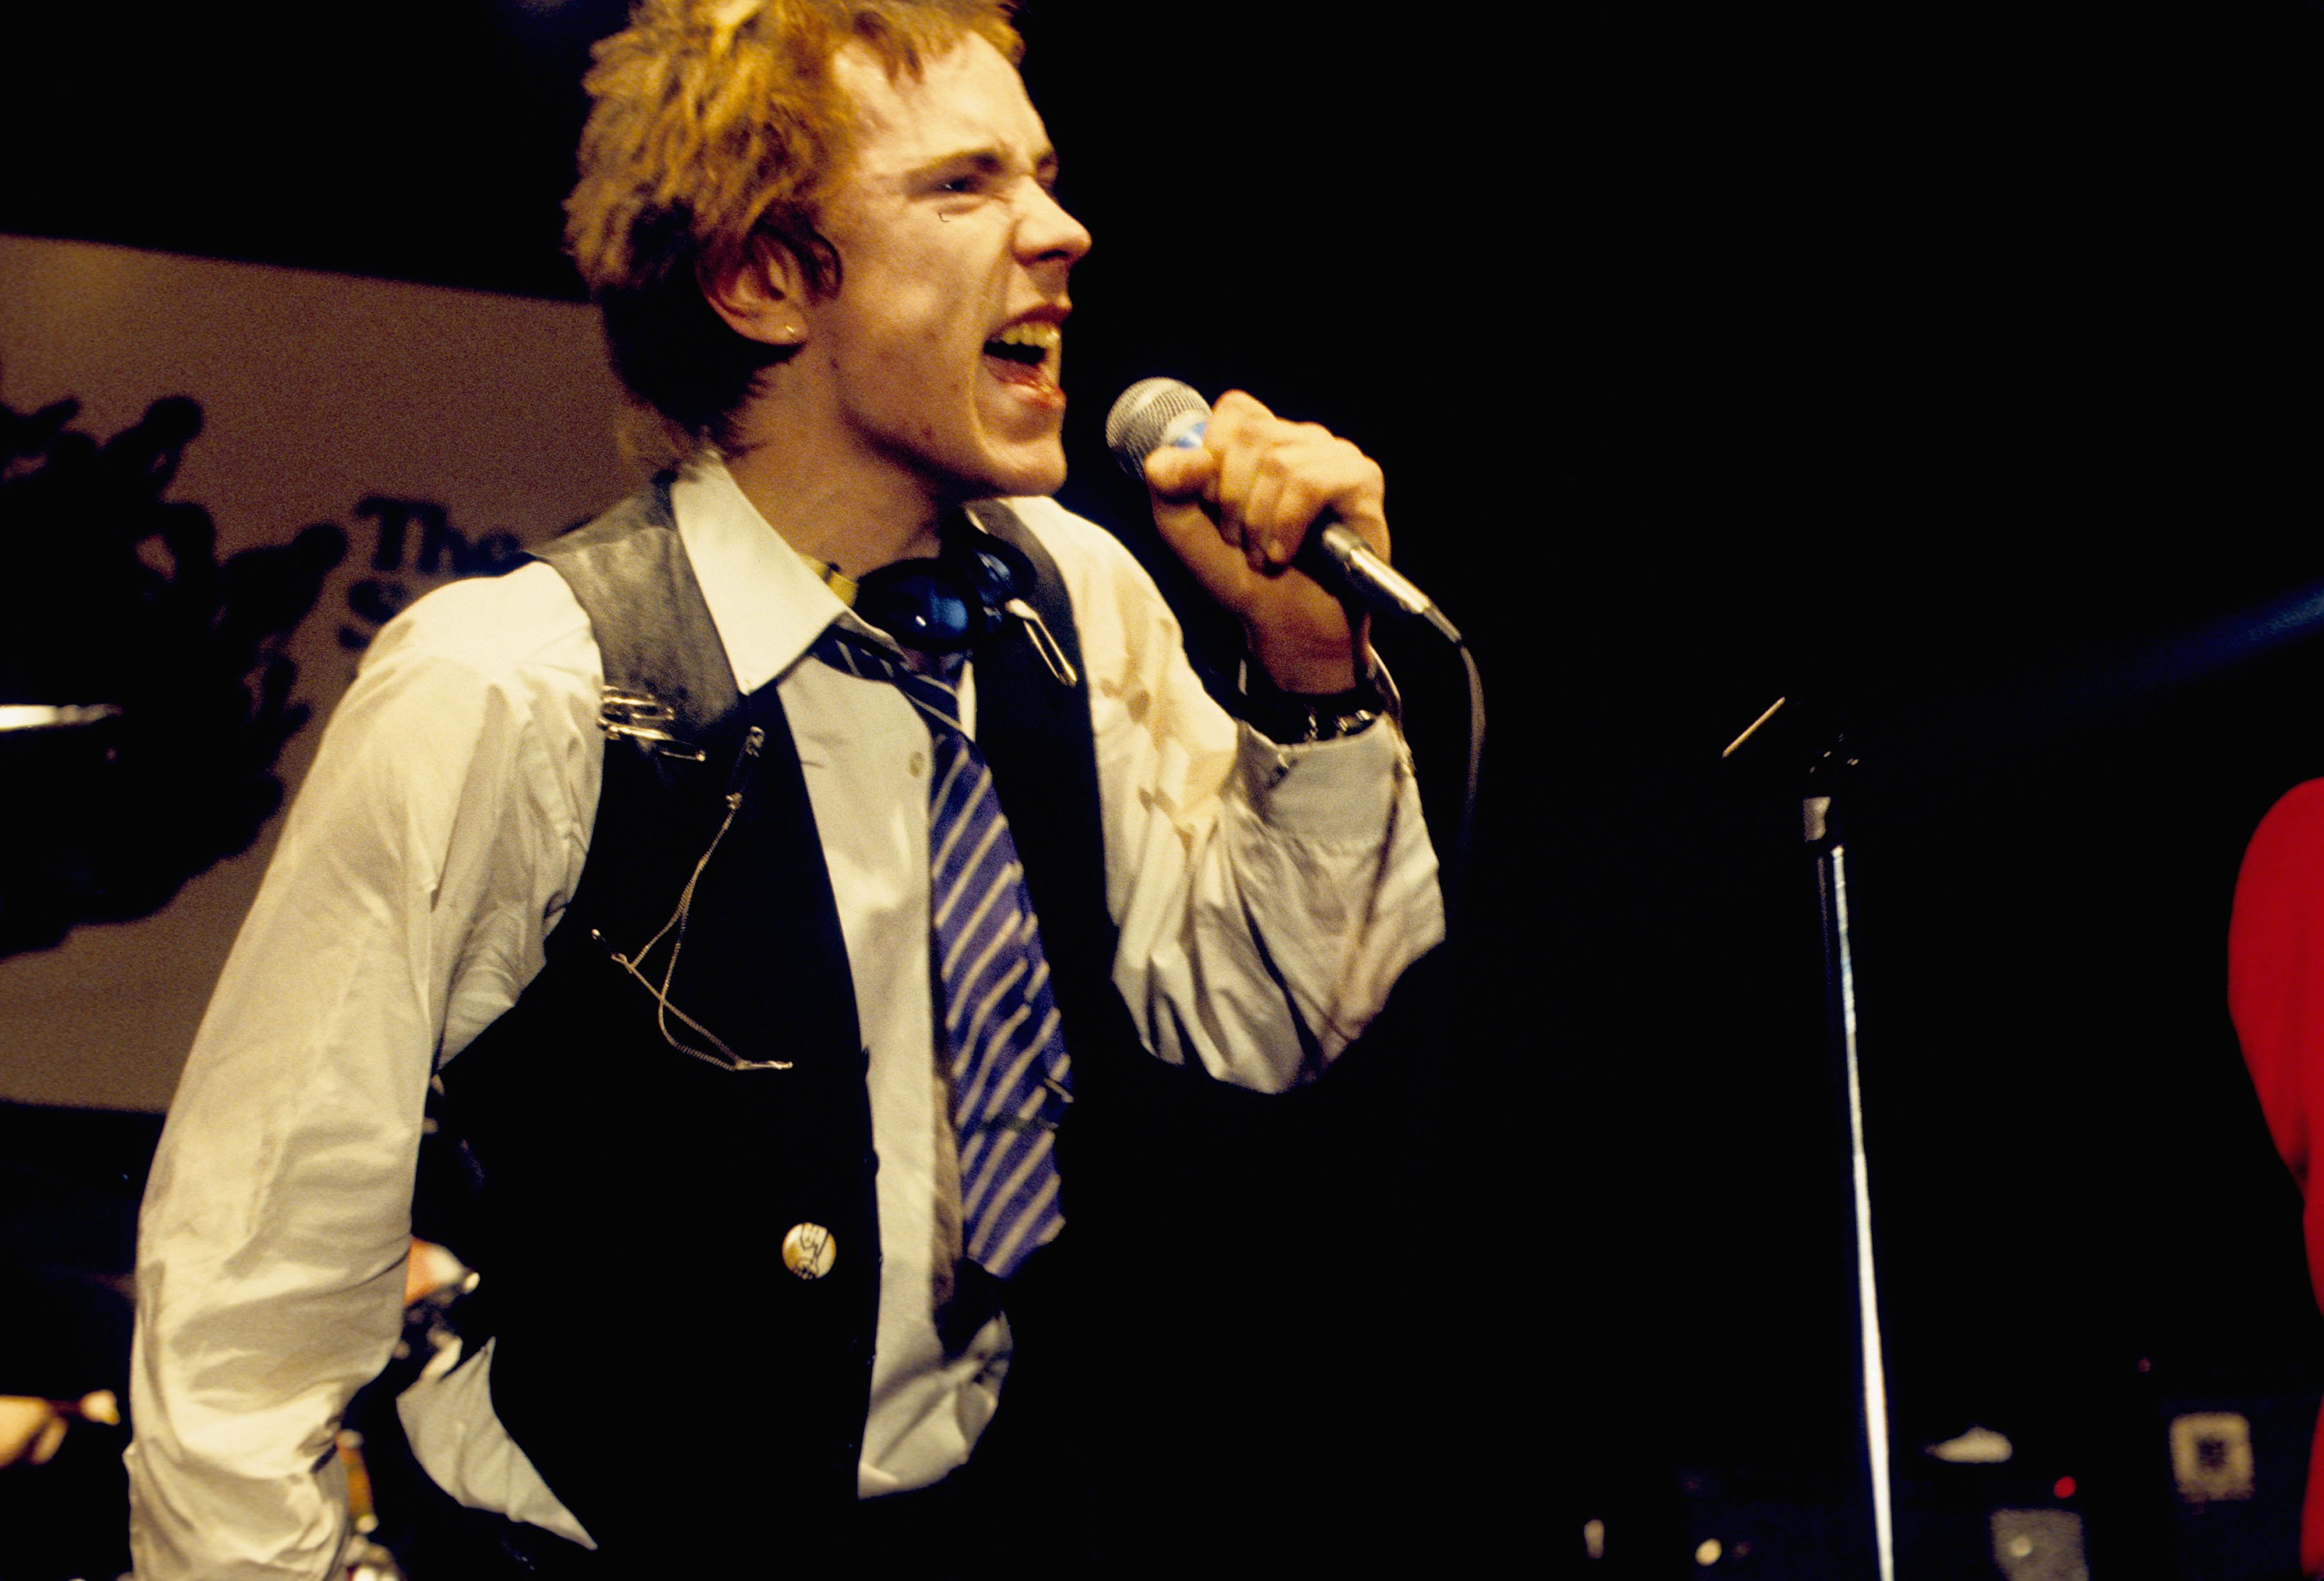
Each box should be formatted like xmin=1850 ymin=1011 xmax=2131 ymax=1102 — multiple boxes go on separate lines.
xmin=698 ymin=233 xmax=811 ymax=348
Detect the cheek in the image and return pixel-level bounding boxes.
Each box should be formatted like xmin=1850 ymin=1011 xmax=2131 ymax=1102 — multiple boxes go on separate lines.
xmin=866 ymin=283 xmax=974 ymax=379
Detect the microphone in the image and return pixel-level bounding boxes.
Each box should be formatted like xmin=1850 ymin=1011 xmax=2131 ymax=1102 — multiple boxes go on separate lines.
xmin=1105 ymin=378 xmax=1460 ymax=644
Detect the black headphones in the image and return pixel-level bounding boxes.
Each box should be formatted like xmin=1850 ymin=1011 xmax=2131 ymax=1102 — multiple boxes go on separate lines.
xmin=851 ymin=523 xmax=1039 ymax=655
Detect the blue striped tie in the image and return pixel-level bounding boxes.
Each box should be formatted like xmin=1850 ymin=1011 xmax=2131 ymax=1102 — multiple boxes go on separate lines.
xmin=810 ymin=625 xmax=1070 ymax=1280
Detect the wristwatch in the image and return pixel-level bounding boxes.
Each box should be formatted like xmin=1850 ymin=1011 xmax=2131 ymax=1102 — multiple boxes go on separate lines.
xmin=1239 ymin=663 xmax=1389 ymax=745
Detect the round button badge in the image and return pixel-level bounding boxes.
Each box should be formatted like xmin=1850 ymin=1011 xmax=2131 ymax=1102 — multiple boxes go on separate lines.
xmin=782 ymin=1222 xmax=837 ymax=1280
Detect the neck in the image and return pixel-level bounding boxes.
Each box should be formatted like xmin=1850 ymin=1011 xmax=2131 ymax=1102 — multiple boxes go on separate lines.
xmin=718 ymin=400 xmax=948 ymax=579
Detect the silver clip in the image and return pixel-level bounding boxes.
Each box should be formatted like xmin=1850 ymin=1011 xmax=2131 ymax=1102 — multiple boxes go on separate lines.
xmin=599 ymin=688 xmax=707 ymax=762
xmin=1005 ymin=599 xmax=1078 ymax=688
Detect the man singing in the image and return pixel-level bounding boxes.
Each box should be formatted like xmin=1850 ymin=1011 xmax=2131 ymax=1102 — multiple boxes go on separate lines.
xmin=126 ymin=1 xmax=1442 ymax=1572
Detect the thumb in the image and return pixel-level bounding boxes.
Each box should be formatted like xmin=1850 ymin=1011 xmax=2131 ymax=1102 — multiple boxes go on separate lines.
xmin=1140 ymin=441 xmax=1214 ymax=501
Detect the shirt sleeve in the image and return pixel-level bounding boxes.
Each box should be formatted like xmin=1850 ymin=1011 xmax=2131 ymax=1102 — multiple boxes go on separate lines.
xmin=125 ymin=566 xmax=600 ymax=1580
xmin=1010 ymin=497 xmax=1444 ymax=1092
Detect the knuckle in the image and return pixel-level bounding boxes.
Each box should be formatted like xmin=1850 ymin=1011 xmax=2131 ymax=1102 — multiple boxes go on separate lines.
xmin=1216 ymin=390 xmax=1275 ymax=427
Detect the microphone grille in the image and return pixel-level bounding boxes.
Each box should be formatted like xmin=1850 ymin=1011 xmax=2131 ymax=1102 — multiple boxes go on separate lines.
xmin=1105 ymin=378 xmax=1211 ymax=477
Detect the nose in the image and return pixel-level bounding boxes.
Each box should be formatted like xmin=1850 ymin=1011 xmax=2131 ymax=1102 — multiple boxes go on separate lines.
xmin=1019 ymin=181 xmax=1092 ymax=269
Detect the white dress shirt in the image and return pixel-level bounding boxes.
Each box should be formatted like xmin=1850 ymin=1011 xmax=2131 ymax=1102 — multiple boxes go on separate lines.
xmin=125 ymin=459 xmax=1443 ymax=1578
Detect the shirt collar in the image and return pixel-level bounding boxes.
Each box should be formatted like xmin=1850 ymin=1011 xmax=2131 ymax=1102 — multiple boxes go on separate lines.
xmin=669 ymin=454 xmax=855 ymax=697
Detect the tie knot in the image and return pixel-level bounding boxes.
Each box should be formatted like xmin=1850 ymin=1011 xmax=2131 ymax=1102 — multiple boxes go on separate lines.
xmin=809 ymin=624 xmax=966 ymax=734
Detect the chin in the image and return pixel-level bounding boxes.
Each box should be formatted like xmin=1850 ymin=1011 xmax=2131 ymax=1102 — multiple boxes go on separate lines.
xmin=970 ymin=441 xmax=1067 ymax=500
xmin=1012 ymin=455 xmax=1068 ymax=498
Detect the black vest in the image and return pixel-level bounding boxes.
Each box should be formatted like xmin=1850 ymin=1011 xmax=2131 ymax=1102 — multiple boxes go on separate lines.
xmin=426 ymin=480 xmax=1145 ymax=1566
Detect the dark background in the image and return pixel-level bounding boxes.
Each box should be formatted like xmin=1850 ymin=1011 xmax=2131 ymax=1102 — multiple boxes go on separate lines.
xmin=8 ymin=0 xmax=2324 ymax=1573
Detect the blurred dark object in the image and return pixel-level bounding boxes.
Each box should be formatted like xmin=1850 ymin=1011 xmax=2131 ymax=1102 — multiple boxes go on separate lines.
xmin=345 ymin=1262 xmax=488 ymax=1578
xmin=0 ymin=1101 xmax=160 ymax=1581
xmin=0 ymin=1402 xmax=133 ymax=1581
xmin=0 ymin=391 xmax=344 ymax=957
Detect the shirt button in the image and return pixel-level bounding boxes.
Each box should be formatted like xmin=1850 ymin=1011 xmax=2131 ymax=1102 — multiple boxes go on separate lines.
xmin=908 ymin=750 xmax=926 ymax=777
xmin=782 ymin=1222 xmax=837 ymax=1280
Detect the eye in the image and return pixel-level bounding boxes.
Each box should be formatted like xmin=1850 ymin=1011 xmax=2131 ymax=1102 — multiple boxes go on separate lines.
xmin=932 ymin=164 xmax=998 ymax=197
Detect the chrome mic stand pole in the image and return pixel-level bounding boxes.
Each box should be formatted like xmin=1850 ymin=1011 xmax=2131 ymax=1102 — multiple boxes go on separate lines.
xmin=1726 ymin=699 xmax=1895 ymax=1581
xmin=1806 ymin=747 xmax=1895 ymax=1581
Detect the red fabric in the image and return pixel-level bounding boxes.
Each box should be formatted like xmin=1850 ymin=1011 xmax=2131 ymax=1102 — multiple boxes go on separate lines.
xmin=2226 ymin=779 xmax=2324 ymax=1578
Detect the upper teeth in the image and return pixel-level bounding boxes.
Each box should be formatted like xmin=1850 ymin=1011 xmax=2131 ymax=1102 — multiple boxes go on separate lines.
xmin=991 ymin=323 xmax=1059 ymax=352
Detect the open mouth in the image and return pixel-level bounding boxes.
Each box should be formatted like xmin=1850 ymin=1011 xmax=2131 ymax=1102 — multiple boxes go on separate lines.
xmin=982 ymin=322 xmax=1062 ymax=394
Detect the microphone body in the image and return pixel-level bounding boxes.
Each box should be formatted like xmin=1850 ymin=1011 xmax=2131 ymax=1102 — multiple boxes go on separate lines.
xmin=1103 ymin=378 xmax=1459 ymax=643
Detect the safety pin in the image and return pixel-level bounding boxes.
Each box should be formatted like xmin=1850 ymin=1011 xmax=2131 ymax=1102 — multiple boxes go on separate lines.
xmin=598 ymin=687 xmax=707 ymax=762
xmin=589 ymin=725 xmax=791 ymax=1073
xmin=592 ymin=929 xmax=793 ymax=1072
xmin=1006 ymin=600 xmax=1078 ymax=688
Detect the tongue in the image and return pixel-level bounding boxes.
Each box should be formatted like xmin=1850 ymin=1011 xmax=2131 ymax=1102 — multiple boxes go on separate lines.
xmin=983 ymin=351 xmax=1051 ymax=388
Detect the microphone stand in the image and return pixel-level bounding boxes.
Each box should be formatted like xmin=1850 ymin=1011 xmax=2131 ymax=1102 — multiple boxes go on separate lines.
xmin=1727 ymin=703 xmax=1896 ymax=1580
xmin=1808 ymin=742 xmax=1895 ymax=1581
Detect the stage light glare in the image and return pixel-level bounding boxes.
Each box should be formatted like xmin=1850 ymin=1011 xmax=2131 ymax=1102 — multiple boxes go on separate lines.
xmin=1695 ymin=1537 xmax=1723 ymax=1566
xmin=0 ymin=702 xmax=122 ymax=733
xmin=1927 ymin=1423 xmax=2013 ymax=1463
